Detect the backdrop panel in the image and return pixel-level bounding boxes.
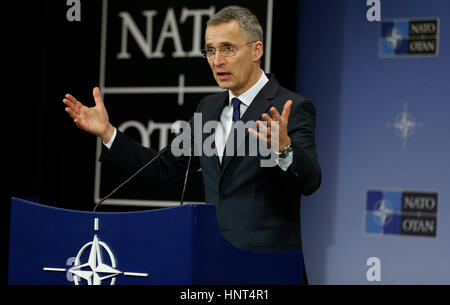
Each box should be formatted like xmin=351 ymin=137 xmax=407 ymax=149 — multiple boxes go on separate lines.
xmin=297 ymin=0 xmax=450 ymax=284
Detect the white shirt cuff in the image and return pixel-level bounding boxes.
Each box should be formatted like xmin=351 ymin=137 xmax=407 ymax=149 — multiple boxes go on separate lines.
xmin=276 ymin=151 xmax=293 ymax=171
xmin=103 ymin=127 xmax=117 ymax=149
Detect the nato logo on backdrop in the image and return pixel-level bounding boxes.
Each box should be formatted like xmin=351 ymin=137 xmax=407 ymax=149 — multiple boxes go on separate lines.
xmin=366 ymin=190 xmax=438 ymax=237
xmin=379 ymin=18 xmax=439 ymax=58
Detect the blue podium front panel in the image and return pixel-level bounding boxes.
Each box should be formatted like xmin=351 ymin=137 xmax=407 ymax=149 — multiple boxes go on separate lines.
xmin=8 ymin=198 xmax=302 ymax=285
xmin=190 ymin=205 xmax=303 ymax=285
xmin=8 ymin=198 xmax=194 ymax=285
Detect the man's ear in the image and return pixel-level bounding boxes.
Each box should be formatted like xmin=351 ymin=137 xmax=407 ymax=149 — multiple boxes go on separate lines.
xmin=253 ymin=41 xmax=264 ymax=63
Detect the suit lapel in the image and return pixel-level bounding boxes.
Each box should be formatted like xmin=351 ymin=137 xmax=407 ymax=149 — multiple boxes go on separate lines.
xmin=201 ymin=91 xmax=228 ymax=175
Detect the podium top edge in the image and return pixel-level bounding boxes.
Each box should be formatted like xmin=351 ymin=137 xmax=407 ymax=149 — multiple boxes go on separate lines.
xmin=11 ymin=197 xmax=214 ymax=215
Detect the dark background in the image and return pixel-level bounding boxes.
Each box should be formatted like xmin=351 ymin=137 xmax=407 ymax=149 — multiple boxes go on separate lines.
xmin=5 ymin=0 xmax=299 ymax=277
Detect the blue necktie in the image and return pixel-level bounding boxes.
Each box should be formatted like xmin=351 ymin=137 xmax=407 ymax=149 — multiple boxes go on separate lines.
xmin=221 ymin=98 xmax=241 ymax=168
xmin=232 ymin=97 xmax=241 ymax=122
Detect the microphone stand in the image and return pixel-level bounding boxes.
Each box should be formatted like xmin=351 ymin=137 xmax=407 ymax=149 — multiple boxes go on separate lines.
xmin=93 ymin=146 xmax=168 ymax=212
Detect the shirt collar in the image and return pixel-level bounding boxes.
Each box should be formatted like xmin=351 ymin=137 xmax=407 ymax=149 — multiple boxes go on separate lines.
xmin=228 ymin=70 xmax=269 ymax=107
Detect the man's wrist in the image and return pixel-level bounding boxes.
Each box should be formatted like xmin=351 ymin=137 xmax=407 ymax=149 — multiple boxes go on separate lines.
xmin=277 ymin=137 xmax=292 ymax=154
xmin=278 ymin=142 xmax=293 ymax=159
xmin=101 ymin=124 xmax=115 ymax=144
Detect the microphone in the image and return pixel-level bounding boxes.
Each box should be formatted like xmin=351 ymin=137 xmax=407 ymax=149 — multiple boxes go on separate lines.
xmin=93 ymin=146 xmax=169 ymax=212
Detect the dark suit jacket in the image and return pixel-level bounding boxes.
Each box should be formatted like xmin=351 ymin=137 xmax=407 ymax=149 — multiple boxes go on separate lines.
xmin=100 ymin=74 xmax=321 ymax=252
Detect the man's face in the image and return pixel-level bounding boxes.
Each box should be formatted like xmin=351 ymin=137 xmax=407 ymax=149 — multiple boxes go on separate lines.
xmin=205 ymin=20 xmax=262 ymax=96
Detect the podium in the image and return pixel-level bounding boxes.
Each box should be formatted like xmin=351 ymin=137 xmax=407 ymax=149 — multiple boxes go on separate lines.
xmin=8 ymin=198 xmax=303 ymax=285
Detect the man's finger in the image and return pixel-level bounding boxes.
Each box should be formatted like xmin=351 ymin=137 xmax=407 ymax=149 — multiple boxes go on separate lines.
xmin=270 ymin=107 xmax=281 ymax=121
xmin=63 ymin=99 xmax=79 ymax=114
xmin=256 ymin=120 xmax=268 ymax=135
xmin=65 ymin=107 xmax=79 ymax=121
xmin=256 ymin=121 xmax=271 ymax=141
xmin=248 ymin=128 xmax=269 ymax=143
xmin=74 ymin=118 xmax=83 ymax=129
xmin=93 ymin=87 xmax=104 ymax=106
xmin=64 ymin=94 xmax=83 ymax=113
xmin=62 ymin=98 xmax=74 ymax=109
xmin=63 ymin=99 xmax=80 ymax=116
xmin=62 ymin=97 xmax=75 ymax=108
xmin=248 ymin=128 xmax=258 ymax=138
xmin=281 ymin=100 xmax=293 ymax=121
xmin=261 ymin=113 xmax=273 ymax=128
xmin=65 ymin=94 xmax=80 ymax=106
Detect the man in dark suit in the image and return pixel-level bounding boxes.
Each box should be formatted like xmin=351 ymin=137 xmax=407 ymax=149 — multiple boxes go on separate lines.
xmin=63 ymin=5 xmax=321 ymax=273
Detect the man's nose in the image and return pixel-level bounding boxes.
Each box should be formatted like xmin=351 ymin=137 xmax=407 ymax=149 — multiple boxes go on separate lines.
xmin=213 ymin=51 xmax=226 ymax=66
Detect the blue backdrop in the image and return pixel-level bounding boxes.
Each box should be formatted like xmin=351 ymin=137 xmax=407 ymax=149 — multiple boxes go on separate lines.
xmin=297 ymin=0 xmax=450 ymax=284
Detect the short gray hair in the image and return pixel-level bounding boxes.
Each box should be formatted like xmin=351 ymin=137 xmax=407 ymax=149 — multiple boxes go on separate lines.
xmin=206 ymin=6 xmax=264 ymax=43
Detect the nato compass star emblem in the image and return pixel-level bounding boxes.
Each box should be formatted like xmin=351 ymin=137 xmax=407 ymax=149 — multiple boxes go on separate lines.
xmin=387 ymin=102 xmax=423 ymax=148
xmin=43 ymin=218 xmax=148 ymax=285
xmin=372 ymin=199 xmax=394 ymax=227
xmin=386 ymin=27 xmax=403 ymax=50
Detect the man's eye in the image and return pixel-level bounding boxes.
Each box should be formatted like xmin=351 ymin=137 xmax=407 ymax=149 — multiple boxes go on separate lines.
xmin=224 ymin=46 xmax=235 ymax=51
xmin=207 ymin=48 xmax=216 ymax=53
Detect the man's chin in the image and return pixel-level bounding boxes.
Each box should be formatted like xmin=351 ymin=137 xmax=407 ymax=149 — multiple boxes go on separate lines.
xmin=216 ymin=80 xmax=232 ymax=90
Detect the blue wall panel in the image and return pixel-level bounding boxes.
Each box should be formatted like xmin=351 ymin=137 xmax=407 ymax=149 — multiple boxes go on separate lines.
xmin=297 ymin=0 xmax=450 ymax=284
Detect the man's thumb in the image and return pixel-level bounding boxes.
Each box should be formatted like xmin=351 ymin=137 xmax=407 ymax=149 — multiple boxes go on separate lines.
xmin=93 ymin=87 xmax=103 ymax=105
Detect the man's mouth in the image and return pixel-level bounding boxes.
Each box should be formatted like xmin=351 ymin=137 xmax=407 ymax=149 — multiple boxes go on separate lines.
xmin=216 ymin=71 xmax=231 ymax=80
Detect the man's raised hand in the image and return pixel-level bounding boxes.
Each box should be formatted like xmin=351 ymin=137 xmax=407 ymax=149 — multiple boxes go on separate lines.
xmin=248 ymin=99 xmax=293 ymax=153
xmin=63 ymin=87 xmax=115 ymax=143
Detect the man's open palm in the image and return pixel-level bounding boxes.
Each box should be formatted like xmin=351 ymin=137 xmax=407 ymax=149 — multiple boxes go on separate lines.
xmin=63 ymin=87 xmax=114 ymax=142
